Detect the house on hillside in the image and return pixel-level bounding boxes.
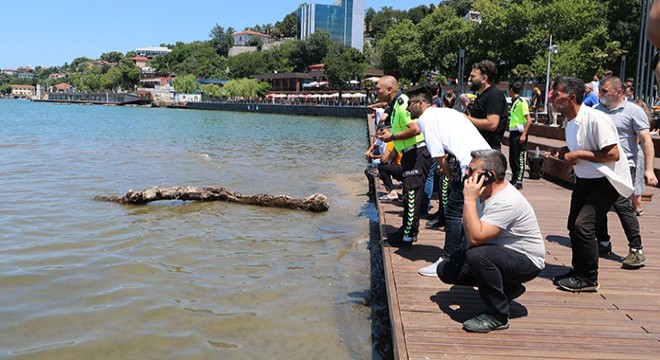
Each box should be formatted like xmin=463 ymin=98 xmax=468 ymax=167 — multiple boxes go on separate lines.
xmin=53 ymin=83 xmax=73 ymax=92
xmin=232 ymin=30 xmax=270 ymax=46
xmin=11 ymin=84 xmax=36 ymax=98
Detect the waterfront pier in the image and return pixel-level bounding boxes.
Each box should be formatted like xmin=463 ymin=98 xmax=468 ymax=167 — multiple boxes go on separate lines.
xmin=371 ymin=121 xmax=660 ymax=359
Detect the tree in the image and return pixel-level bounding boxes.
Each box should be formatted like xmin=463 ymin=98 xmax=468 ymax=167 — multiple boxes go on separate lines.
xmin=289 ymin=31 xmax=334 ymax=72
xmin=209 ymin=24 xmax=235 ymax=56
xmin=100 ymin=51 xmax=125 ymax=64
xmin=223 ymin=78 xmax=266 ymax=98
xmin=172 ymin=74 xmax=198 ymax=94
xmin=113 ymin=60 xmax=141 ymax=90
xmin=418 ymin=6 xmax=474 ymax=81
xmin=199 ymin=83 xmax=222 ymax=99
xmin=323 ymin=44 xmax=366 ymax=97
xmin=0 ymin=83 xmax=12 ymax=95
xmin=377 ymin=19 xmax=427 ymax=83
xmin=368 ymin=6 xmax=409 ymax=40
xmin=273 ymin=12 xmax=298 ymax=38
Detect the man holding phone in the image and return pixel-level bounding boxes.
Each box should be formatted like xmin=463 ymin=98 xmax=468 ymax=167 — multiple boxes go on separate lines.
xmin=437 ymin=149 xmax=545 ymax=333
xmin=379 ymin=85 xmax=491 ymax=276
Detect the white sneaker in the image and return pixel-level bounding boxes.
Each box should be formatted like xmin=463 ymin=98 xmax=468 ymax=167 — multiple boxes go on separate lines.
xmin=418 ymin=257 xmax=444 ymax=277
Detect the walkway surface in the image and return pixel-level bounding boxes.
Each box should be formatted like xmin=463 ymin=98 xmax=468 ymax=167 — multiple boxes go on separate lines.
xmin=376 ymin=155 xmax=660 ymax=359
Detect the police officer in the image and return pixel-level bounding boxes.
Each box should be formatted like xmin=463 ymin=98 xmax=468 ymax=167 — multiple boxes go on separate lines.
xmin=376 ymin=76 xmax=432 ymax=246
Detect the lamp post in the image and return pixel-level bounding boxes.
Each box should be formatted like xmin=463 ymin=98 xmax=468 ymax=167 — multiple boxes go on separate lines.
xmin=543 ymin=35 xmax=559 ymax=118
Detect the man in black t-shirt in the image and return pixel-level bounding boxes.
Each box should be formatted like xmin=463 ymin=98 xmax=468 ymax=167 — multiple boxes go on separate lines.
xmin=466 ymin=60 xmax=509 ymax=151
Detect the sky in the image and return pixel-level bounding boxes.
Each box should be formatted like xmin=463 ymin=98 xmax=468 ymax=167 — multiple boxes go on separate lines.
xmin=1 ymin=0 xmax=436 ymax=69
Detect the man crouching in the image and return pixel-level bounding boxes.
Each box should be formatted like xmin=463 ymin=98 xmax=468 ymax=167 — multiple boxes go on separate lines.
xmin=437 ymin=149 xmax=545 ymax=333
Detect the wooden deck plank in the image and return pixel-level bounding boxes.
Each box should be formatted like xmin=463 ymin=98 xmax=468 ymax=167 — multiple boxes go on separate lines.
xmin=375 ymin=142 xmax=660 ymax=359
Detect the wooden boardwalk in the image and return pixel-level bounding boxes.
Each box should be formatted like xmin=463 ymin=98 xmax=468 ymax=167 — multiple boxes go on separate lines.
xmin=376 ymin=154 xmax=660 ymax=359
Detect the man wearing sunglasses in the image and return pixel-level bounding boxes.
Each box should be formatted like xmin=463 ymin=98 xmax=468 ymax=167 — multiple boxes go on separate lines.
xmin=379 ymin=85 xmax=491 ymax=276
xmin=437 ymin=149 xmax=545 ymax=333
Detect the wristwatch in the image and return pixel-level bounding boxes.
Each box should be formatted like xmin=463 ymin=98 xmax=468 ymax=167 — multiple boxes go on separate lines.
xmin=391 ymin=133 xmax=396 ymax=141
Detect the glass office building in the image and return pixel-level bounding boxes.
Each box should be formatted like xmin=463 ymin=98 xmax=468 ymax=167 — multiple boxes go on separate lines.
xmin=298 ymin=0 xmax=364 ymax=51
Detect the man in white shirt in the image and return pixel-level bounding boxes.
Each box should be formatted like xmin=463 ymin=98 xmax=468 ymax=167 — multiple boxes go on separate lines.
xmin=437 ymin=149 xmax=545 ymax=333
xmin=380 ymin=85 xmax=491 ymax=276
xmin=547 ymin=75 xmax=633 ymax=293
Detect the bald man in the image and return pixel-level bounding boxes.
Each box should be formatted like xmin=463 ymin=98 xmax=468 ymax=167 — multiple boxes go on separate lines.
xmin=376 ymin=76 xmax=432 ymax=247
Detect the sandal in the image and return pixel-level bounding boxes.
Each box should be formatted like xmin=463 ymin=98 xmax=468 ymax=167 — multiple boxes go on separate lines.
xmin=635 ymin=210 xmax=644 ymax=216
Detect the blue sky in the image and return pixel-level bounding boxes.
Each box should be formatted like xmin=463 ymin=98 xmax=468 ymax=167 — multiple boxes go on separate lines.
xmin=1 ymin=0 xmax=436 ymax=69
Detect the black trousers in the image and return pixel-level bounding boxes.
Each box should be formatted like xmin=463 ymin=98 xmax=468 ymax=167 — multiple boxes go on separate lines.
xmin=400 ymin=145 xmax=431 ymax=238
xmin=438 ymin=245 xmax=541 ymax=320
xmin=595 ymin=167 xmax=642 ymax=249
xmin=378 ymin=162 xmax=403 ymax=193
xmin=567 ymin=177 xmax=619 ymax=281
xmin=508 ymin=130 xmax=527 ymax=184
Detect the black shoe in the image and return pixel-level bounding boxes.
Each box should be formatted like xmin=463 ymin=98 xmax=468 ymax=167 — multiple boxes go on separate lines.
xmin=387 ymin=233 xmax=414 ymax=248
xmin=425 ymin=217 xmax=445 ymax=229
xmin=556 ymin=276 xmax=599 ymax=293
xmin=552 ymin=269 xmax=576 ymax=286
xmin=504 ymin=284 xmax=526 ymax=303
xmin=598 ymin=242 xmax=612 ymax=255
xmin=514 ymin=181 xmax=523 ymax=190
xmin=463 ymin=313 xmax=509 ymax=333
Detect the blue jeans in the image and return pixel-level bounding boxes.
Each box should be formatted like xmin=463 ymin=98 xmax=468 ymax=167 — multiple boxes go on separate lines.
xmin=443 ymin=176 xmax=467 ymax=256
xmin=423 ymin=159 xmax=437 ymax=213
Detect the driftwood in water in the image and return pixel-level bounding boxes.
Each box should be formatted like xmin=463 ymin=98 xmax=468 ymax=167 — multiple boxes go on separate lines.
xmin=94 ymin=186 xmax=329 ymax=212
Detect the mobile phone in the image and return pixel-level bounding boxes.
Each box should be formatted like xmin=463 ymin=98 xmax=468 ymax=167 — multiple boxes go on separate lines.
xmin=478 ymin=171 xmax=496 ymax=186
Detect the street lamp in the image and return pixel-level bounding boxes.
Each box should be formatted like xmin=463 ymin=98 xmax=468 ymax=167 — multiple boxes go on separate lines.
xmin=544 ymin=35 xmax=559 ymax=123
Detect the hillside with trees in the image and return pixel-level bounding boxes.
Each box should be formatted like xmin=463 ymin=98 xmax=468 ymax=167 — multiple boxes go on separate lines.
xmin=0 ymin=0 xmax=645 ymax=94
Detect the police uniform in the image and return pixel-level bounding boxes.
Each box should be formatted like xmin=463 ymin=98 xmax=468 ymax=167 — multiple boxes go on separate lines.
xmin=390 ymin=93 xmax=432 ymax=243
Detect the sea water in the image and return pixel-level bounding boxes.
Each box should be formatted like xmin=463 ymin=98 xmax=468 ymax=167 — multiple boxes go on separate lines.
xmin=0 ymin=99 xmax=387 ymax=359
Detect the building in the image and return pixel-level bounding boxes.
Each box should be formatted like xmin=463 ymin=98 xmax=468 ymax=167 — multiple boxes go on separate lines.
xmin=130 ymin=56 xmax=149 ymax=69
xmin=232 ymin=30 xmax=271 ymax=46
xmin=11 ymin=84 xmax=36 ymax=98
xmin=135 ymin=46 xmax=172 ymax=58
xmin=298 ymin=0 xmax=364 ymax=51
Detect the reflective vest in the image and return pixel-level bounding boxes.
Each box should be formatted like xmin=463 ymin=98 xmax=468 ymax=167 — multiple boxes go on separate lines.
xmin=391 ymin=93 xmax=425 ymax=152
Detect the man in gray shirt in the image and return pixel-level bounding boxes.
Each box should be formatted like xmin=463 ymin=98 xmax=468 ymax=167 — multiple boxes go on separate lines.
xmin=595 ymin=76 xmax=658 ymax=268
xmin=436 ymin=149 xmax=545 ymax=333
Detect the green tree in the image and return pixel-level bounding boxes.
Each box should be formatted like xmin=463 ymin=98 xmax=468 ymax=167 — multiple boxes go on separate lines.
xmin=323 ymin=44 xmax=366 ymax=97
xmin=151 ymin=42 xmax=227 ymax=78
xmin=113 ymin=60 xmax=141 ymax=90
xmin=418 ymin=6 xmax=474 ymax=81
xmin=100 ymin=51 xmax=125 ymax=63
xmin=368 ymin=6 xmax=409 ymax=40
xmin=0 ymin=83 xmax=12 ymax=95
xmin=209 ymin=24 xmax=236 ymax=56
xmin=172 ymin=74 xmax=198 ymax=94
xmin=289 ymin=31 xmax=334 ymax=72
xmin=273 ymin=12 xmax=298 ymax=38
xmin=443 ymin=0 xmax=474 ymax=17
xmin=377 ymin=19 xmax=427 ymax=83
xmin=223 ymin=78 xmax=265 ymax=98
xmin=199 ymin=83 xmax=222 ymax=99
xmin=256 ymin=81 xmax=271 ymax=98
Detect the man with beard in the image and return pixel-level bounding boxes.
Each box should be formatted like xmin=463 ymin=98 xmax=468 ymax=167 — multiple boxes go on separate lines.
xmin=380 ymin=85 xmax=491 ymax=276
xmin=466 ymin=60 xmax=509 ymax=151
xmin=594 ymin=76 xmax=657 ymax=268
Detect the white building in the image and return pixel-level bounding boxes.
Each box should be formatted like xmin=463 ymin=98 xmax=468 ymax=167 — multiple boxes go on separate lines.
xmin=135 ymin=46 xmax=172 ymax=58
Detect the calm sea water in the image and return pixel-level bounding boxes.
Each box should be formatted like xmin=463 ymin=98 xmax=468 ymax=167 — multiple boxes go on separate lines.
xmin=0 ymin=99 xmax=386 ymax=359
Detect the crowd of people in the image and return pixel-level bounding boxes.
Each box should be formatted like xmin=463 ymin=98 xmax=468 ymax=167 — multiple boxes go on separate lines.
xmin=363 ymin=58 xmax=657 ymax=333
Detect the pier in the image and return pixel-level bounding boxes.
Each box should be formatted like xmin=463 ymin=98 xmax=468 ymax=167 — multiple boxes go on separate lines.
xmin=371 ymin=121 xmax=660 ymax=359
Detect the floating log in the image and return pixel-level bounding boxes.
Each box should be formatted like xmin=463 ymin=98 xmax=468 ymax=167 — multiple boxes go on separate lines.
xmin=94 ymin=186 xmax=329 ymax=212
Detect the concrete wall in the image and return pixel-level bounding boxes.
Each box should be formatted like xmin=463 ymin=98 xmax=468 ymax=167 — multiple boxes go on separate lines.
xmin=188 ymin=102 xmax=369 ymax=118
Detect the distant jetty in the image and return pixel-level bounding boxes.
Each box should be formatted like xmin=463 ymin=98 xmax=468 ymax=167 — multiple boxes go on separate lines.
xmin=33 ymin=91 xmax=146 ymax=105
